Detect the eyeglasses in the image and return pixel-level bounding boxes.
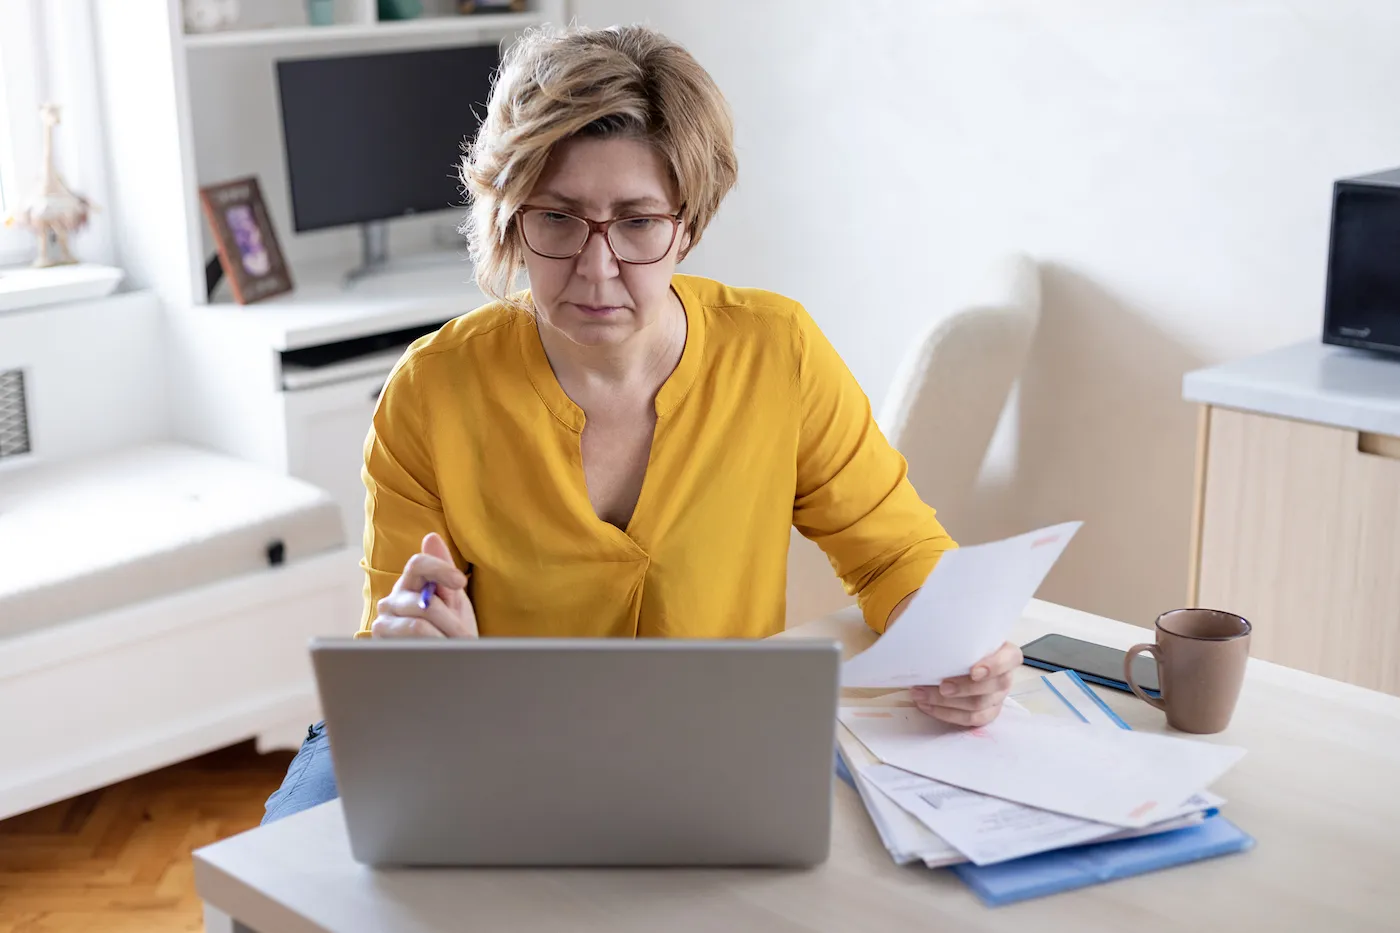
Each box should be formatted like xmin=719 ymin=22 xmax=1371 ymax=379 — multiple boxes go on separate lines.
xmin=517 ymin=205 xmax=683 ymax=265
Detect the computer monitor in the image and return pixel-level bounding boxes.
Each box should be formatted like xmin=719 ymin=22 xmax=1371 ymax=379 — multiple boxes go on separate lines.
xmin=275 ymin=44 xmax=500 ymax=280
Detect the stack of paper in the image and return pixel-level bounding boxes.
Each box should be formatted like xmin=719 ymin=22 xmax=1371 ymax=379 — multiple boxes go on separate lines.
xmin=841 ymin=669 xmax=1236 ymax=857
xmin=836 ymin=670 xmax=1253 ymax=902
xmin=834 ymin=721 xmax=963 ymax=867
xmin=834 ymin=523 xmax=1254 ymax=903
xmin=840 ymin=700 xmax=1243 ymax=830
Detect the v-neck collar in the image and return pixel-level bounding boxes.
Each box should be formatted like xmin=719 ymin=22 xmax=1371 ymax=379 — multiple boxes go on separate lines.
xmin=518 ymin=276 xmax=706 ymax=434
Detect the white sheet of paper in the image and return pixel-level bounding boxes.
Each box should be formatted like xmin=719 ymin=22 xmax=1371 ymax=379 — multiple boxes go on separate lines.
xmin=864 ymin=764 xmax=1112 ymax=864
xmin=841 ymin=522 xmax=1082 ymax=688
xmin=862 ymin=763 xmax=1223 ymax=865
xmin=838 ymin=705 xmax=1245 ymax=828
xmin=835 ymin=724 xmax=964 ymax=866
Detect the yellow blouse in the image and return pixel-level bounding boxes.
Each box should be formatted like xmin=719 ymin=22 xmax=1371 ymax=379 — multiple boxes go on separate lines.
xmin=357 ymin=274 xmax=955 ymax=639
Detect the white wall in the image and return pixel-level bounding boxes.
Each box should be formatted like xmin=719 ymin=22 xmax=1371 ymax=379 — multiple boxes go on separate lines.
xmin=0 ymin=292 xmax=169 ymax=469
xmin=575 ymin=0 xmax=1400 ymax=627
xmin=91 ymin=0 xmax=207 ymax=307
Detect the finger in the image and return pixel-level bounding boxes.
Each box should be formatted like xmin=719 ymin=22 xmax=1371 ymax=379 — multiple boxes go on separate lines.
xmin=970 ymin=641 xmax=1025 ymax=681
xmin=412 ymin=546 xmax=476 ymax=632
xmin=928 ymin=670 xmax=1014 ymax=699
xmin=422 ymin=532 xmax=453 ymax=563
xmin=370 ymin=615 xmax=446 ymax=639
xmin=913 ymin=690 xmax=1001 ymax=712
xmin=376 ymin=591 xmax=474 ymax=638
xmin=394 ymin=552 xmax=467 ymax=593
xmin=914 ymin=683 xmax=1008 ymax=707
xmin=915 ymin=699 xmax=1000 ymax=728
xmin=457 ymin=599 xmax=480 ymax=638
xmin=437 ymin=579 xmax=469 ymax=614
xmin=422 ymin=593 xmax=476 ymax=638
xmin=396 ymin=551 xmax=466 ymax=591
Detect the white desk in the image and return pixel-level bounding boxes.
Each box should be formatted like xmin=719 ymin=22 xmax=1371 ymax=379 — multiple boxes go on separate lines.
xmin=194 ymin=599 xmax=1400 ymax=932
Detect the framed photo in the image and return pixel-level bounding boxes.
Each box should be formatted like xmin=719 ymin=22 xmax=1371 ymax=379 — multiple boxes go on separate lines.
xmin=457 ymin=0 xmax=526 ymax=13
xmin=198 ymin=176 xmax=293 ymax=304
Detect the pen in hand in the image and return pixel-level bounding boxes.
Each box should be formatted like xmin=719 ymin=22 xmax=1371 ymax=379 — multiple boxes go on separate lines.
xmin=419 ymin=581 xmax=436 ymax=611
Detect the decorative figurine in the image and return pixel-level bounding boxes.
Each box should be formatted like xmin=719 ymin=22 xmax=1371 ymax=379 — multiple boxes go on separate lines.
xmin=2 ymin=104 xmax=95 ymax=268
xmin=182 ymin=0 xmax=240 ymax=33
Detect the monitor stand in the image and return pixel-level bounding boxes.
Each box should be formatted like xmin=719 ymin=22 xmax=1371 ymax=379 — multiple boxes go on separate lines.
xmin=343 ymin=221 xmax=464 ymax=287
xmin=344 ymin=222 xmax=392 ymax=287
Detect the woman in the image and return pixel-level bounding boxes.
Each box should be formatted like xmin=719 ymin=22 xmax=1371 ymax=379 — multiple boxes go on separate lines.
xmin=263 ymin=24 xmax=1021 ymax=824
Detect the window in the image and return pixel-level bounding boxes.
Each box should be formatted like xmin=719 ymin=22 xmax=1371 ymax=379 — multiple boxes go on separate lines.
xmin=0 ymin=0 xmax=45 ymax=265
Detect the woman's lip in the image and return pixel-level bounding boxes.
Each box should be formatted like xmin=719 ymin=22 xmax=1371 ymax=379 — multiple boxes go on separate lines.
xmin=575 ymin=304 xmax=622 ymax=314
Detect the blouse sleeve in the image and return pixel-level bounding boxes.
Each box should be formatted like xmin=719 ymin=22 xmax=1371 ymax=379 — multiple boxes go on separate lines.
xmin=791 ymin=304 xmax=956 ymax=633
xmin=355 ymin=355 xmax=465 ymax=637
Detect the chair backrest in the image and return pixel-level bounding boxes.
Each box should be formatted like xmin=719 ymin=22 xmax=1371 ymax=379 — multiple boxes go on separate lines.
xmin=877 ymin=253 xmax=1041 ymax=505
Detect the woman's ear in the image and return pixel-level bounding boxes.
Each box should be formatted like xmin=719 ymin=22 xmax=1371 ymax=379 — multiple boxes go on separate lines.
xmin=677 ymin=227 xmax=693 ymax=261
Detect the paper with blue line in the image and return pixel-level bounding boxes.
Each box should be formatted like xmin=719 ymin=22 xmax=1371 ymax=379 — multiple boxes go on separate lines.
xmin=1010 ymin=669 xmax=1132 ymax=730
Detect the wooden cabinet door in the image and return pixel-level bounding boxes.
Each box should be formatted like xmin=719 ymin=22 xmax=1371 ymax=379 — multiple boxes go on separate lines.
xmin=1197 ymin=407 xmax=1400 ymax=693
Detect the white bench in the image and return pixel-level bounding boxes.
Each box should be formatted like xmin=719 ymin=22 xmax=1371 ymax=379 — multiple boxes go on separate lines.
xmin=0 ymin=442 xmax=359 ymax=820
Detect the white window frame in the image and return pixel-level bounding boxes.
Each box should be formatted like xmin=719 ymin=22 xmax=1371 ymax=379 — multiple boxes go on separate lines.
xmin=0 ymin=0 xmax=46 ymax=266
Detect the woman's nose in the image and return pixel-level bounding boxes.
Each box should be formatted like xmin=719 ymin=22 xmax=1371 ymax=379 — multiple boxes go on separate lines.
xmin=573 ymin=227 xmax=619 ymax=279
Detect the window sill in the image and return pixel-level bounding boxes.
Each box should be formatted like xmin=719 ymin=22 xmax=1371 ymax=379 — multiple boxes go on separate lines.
xmin=0 ymin=263 xmax=125 ymax=315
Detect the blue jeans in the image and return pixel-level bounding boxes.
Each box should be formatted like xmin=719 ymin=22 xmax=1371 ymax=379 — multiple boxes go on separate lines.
xmin=261 ymin=721 xmax=339 ymax=824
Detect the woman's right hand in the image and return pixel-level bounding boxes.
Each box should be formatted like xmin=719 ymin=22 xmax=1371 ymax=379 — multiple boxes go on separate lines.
xmin=370 ymin=532 xmax=478 ymax=638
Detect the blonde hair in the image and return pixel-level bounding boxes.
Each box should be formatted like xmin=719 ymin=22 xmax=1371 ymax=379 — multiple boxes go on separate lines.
xmin=459 ymin=25 xmax=738 ymax=304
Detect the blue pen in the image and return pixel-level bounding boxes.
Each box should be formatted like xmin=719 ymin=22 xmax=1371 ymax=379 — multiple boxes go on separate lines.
xmin=419 ymin=581 xmax=436 ymax=610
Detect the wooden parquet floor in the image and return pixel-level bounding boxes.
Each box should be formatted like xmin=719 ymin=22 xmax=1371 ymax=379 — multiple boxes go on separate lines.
xmin=0 ymin=742 xmax=294 ymax=933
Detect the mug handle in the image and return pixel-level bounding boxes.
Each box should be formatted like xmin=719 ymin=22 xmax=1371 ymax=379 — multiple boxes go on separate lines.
xmin=1124 ymin=643 xmax=1166 ymax=711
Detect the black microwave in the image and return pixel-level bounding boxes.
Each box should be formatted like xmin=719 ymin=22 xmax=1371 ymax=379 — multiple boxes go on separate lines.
xmin=1323 ymin=166 xmax=1400 ymax=356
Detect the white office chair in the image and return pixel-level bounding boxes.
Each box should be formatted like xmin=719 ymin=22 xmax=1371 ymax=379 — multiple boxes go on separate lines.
xmin=785 ymin=253 xmax=1043 ymax=627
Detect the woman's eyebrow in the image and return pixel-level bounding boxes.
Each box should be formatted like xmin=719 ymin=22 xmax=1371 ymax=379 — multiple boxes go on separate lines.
xmin=610 ymin=196 xmax=670 ymax=212
xmin=533 ymin=192 xmax=671 ymax=213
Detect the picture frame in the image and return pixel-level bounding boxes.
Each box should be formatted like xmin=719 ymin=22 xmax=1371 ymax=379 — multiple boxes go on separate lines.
xmin=457 ymin=0 xmax=526 ymax=13
xmin=198 ymin=176 xmax=294 ymax=305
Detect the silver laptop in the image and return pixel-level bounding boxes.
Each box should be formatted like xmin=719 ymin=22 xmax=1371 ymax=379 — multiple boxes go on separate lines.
xmin=309 ymin=638 xmax=842 ymax=868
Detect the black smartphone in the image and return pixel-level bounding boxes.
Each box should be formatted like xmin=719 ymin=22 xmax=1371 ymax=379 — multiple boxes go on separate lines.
xmin=1021 ymin=633 xmax=1160 ymax=697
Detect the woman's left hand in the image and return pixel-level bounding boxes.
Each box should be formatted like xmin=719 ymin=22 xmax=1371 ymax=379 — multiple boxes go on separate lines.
xmin=910 ymin=642 xmax=1023 ymax=727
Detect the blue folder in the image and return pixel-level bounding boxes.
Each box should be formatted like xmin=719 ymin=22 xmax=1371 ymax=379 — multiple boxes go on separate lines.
xmin=950 ymin=815 xmax=1255 ymax=906
xmin=835 ymin=749 xmax=855 ymax=789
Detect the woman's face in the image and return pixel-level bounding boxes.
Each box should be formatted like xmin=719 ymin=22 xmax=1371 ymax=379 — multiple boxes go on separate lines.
xmin=520 ymin=136 xmax=687 ymax=348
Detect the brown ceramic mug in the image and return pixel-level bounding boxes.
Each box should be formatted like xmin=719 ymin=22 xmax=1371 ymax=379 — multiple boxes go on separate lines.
xmin=1124 ymin=609 xmax=1251 ymax=734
